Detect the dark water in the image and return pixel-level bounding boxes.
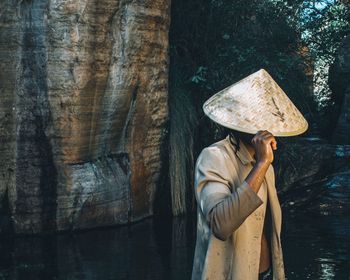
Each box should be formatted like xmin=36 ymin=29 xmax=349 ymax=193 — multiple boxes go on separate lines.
xmin=282 ymin=212 xmax=350 ymax=280
xmin=0 ymin=209 xmax=349 ymax=280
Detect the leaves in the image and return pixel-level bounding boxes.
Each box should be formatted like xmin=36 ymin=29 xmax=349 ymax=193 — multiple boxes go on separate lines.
xmin=189 ymin=66 xmax=208 ymax=84
xmin=169 ymin=0 xmax=350 ymax=136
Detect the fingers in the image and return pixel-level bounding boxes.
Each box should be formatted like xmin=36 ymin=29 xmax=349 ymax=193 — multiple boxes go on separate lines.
xmin=263 ymin=135 xmax=277 ymax=150
xmin=252 ymin=130 xmax=268 ymax=142
xmin=252 ymin=130 xmax=267 ymax=145
xmin=255 ymin=130 xmax=277 ymax=150
xmin=265 ymin=136 xmax=277 ymax=150
xmin=257 ymin=130 xmax=270 ymax=137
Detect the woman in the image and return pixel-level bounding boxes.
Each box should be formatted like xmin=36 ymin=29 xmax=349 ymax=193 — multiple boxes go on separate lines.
xmin=191 ymin=69 xmax=308 ymax=280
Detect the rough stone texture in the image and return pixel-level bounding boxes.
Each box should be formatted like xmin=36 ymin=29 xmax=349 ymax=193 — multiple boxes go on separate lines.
xmin=329 ymin=35 xmax=350 ymax=144
xmin=274 ymin=137 xmax=350 ymax=213
xmin=282 ymin=169 xmax=350 ymax=215
xmin=0 ymin=0 xmax=171 ymax=234
xmin=275 ymin=138 xmax=350 ymax=191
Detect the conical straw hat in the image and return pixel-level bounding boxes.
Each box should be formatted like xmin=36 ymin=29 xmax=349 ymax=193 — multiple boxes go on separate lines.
xmin=203 ymin=68 xmax=308 ymax=137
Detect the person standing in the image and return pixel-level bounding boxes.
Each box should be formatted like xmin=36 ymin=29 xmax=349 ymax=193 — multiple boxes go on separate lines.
xmin=191 ymin=69 xmax=308 ymax=280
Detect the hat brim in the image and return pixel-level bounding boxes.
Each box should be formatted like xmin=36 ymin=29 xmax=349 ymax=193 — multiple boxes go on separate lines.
xmin=203 ymin=103 xmax=309 ymax=137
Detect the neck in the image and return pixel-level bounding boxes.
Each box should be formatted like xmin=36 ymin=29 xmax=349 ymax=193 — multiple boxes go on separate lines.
xmin=230 ymin=131 xmax=256 ymax=159
xmin=241 ymin=139 xmax=256 ymax=159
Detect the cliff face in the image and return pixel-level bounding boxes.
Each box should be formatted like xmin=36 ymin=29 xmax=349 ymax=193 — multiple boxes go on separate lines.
xmin=0 ymin=0 xmax=171 ymax=234
xmin=274 ymin=138 xmax=350 ymax=214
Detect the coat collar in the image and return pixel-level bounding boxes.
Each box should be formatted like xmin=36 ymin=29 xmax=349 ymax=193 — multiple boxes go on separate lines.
xmin=225 ymin=134 xmax=256 ymax=165
xmin=225 ymin=134 xmax=282 ymax=247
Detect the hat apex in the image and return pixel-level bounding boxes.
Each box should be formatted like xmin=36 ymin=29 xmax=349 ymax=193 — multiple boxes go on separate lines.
xmin=202 ymin=68 xmax=308 ymax=137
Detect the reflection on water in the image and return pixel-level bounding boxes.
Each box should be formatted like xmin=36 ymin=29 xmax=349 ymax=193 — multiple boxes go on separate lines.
xmin=0 ymin=210 xmax=349 ymax=280
xmin=283 ymin=212 xmax=350 ymax=280
xmin=0 ymin=215 xmax=196 ymax=280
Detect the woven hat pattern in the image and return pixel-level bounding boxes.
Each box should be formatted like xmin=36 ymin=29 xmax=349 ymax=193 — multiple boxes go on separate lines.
xmin=203 ymin=69 xmax=308 ymax=136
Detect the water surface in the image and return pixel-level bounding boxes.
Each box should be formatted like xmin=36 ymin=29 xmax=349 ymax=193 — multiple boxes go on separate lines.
xmin=1 ymin=209 xmax=349 ymax=280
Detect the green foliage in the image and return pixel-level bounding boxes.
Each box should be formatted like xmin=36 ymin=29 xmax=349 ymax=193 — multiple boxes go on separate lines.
xmin=299 ymin=0 xmax=350 ymax=109
xmin=168 ymin=0 xmax=350 ymax=214
xmin=190 ymin=66 xmax=208 ymax=84
xmin=169 ymin=0 xmax=350 ymax=137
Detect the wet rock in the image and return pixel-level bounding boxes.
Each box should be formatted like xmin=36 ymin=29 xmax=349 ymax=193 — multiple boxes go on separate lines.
xmin=280 ymin=169 xmax=350 ymax=215
xmin=0 ymin=0 xmax=171 ymax=234
xmin=274 ymin=137 xmax=350 ymax=214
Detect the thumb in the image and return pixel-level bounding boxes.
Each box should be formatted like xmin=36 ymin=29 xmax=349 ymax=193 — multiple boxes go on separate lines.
xmin=271 ymin=139 xmax=277 ymax=150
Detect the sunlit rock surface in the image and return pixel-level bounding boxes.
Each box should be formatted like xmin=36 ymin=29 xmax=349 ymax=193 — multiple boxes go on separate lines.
xmin=0 ymin=0 xmax=171 ymax=233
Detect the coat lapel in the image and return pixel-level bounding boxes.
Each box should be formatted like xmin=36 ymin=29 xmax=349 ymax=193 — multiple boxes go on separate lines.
xmin=265 ymin=165 xmax=282 ymax=245
xmin=228 ymin=133 xmax=282 ymax=244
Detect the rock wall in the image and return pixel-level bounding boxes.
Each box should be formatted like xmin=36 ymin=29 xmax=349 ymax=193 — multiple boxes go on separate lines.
xmin=275 ymin=138 xmax=350 ymax=192
xmin=0 ymin=0 xmax=171 ymax=234
xmin=274 ymin=137 xmax=350 ymax=213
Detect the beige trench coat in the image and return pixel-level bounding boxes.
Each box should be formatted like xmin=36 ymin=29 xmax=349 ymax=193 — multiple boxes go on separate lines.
xmin=191 ymin=134 xmax=285 ymax=280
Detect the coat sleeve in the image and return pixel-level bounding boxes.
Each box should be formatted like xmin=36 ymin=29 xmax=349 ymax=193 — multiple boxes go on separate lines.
xmin=194 ymin=146 xmax=264 ymax=241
